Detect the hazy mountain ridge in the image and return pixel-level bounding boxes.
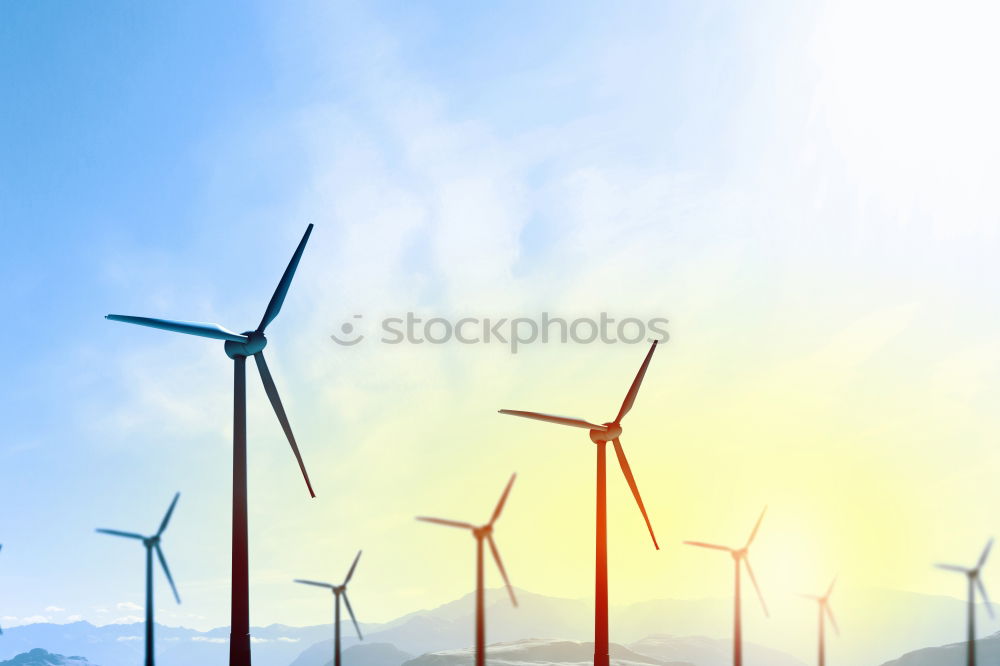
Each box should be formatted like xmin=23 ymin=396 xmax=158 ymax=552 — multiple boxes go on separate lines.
xmin=0 ymin=649 xmax=95 ymax=666
xmin=2 ymin=587 xmax=994 ymax=666
xmin=400 ymin=639 xmax=693 ymax=666
xmin=0 ymin=621 xmax=328 ymax=666
xmin=629 ymin=635 xmax=805 ymax=666
xmin=317 ymin=643 xmax=414 ymax=666
xmin=879 ymin=630 xmax=1000 ymax=665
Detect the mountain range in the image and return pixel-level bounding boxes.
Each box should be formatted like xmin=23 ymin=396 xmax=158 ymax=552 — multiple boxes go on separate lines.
xmin=1 ymin=586 xmax=996 ymax=666
xmin=0 ymin=649 xmax=95 ymax=666
xmin=879 ymin=630 xmax=1000 ymax=665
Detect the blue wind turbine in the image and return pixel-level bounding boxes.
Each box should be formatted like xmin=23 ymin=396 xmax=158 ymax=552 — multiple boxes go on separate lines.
xmin=97 ymin=493 xmax=182 ymax=666
xmin=106 ymin=224 xmax=317 ymax=666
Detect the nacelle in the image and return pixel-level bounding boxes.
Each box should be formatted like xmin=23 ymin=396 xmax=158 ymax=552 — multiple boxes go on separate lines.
xmin=225 ymin=331 xmax=268 ymax=358
xmin=589 ymin=422 xmax=622 ymax=443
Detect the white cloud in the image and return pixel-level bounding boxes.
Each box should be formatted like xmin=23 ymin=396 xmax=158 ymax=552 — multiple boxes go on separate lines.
xmin=117 ymin=636 xmax=142 ymax=642
xmin=192 ymin=636 xmax=227 ymax=644
xmin=117 ymin=601 xmax=142 ymax=611
xmin=20 ymin=615 xmax=50 ymax=624
xmin=44 ymin=606 xmax=65 ymax=612
xmin=110 ymin=615 xmax=142 ymax=624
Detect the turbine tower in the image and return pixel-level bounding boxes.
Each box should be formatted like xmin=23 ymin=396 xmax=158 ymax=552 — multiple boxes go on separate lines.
xmin=935 ymin=538 xmax=995 ymax=666
xmin=294 ymin=551 xmax=364 ymax=666
xmin=96 ymin=493 xmax=182 ymax=666
xmin=683 ymin=507 xmax=769 ymax=666
xmin=498 ymin=342 xmax=659 ymax=666
xmin=417 ymin=473 xmax=518 ymax=666
xmin=106 ymin=224 xmax=316 ymax=666
xmin=801 ymin=577 xmax=839 ymax=666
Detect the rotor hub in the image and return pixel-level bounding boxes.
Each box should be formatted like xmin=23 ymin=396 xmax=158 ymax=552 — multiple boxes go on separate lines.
xmin=224 ymin=330 xmax=268 ymax=359
xmin=473 ymin=525 xmax=493 ymax=539
xmin=590 ymin=422 xmax=622 ymax=443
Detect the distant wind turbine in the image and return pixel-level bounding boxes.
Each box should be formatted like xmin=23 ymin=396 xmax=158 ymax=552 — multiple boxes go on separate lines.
xmin=294 ymin=551 xmax=364 ymax=666
xmin=684 ymin=507 xmax=769 ymax=666
xmin=417 ymin=473 xmax=518 ymax=666
xmin=801 ymin=576 xmax=839 ymax=666
xmin=498 ymin=342 xmax=660 ymax=666
xmin=96 ymin=493 xmax=181 ymax=666
xmin=935 ymin=538 xmax=995 ymax=666
xmin=106 ymin=224 xmax=316 ymax=666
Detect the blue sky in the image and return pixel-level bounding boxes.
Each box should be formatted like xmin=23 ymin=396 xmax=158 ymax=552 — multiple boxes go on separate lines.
xmin=3 ymin=2 xmax=1000 ymax=663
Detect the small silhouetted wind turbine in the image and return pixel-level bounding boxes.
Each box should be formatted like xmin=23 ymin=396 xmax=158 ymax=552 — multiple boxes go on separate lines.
xmin=417 ymin=474 xmax=518 ymax=666
xmin=499 ymin=342 xmax=659 ymax=666
xmin=801 ymin=577 xmax=839 ymax=666
xmin=97 ymin=493 xmax=181 ymax=666
xmin=106 ymin=224 xmax=316 ymax=666
xmin=935 ymin=538 xmax=995 ymax=666
xmin=684 ymin=507 xmax=769 ymax=666
xmin=294 ymin=551 xmax=364 ymax=666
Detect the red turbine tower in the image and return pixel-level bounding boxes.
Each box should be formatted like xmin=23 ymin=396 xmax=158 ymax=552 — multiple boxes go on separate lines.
xmin=499 ymin=341 xmax=661 ymax=666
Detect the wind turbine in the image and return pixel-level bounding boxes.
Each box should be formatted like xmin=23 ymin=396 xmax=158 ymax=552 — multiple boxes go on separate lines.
xmin=683 ymin=507 xmax=769 ymax=666
xmin=935 ymin=538 xmax=995 ymax=666
xmin=498 ymin=342 xmax=659 ymax=666
xmin=96 ymin=493 xmax=182 ymax=666
xmin=294 ymin=551 xmax=364 ymax=666
xmin=105 ymin=224 xmax=316 ymax=666
xmin=417 ymin=473 xmax=518 ymax=666
xmin=801 ymin=577 xmax=839 ymax=666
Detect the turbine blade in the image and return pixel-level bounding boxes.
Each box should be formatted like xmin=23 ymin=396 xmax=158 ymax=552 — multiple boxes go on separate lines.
xmin=612 ymin=438 xmax=658 ymax=549
xmin=258 ymin=223 xmax=314 ymax=332
xmin=744 ymin=506 xmax=767 ymax=549
xmin=342 ymin=591 xmax=363 ymax=640
xmin=615 ymin=340 xmax=658 ymax=423
xmin=487 ymin=535 xmax=517 ymax=607
xmin=155 ymin=544 xmax=181 ymax=604
xmin=498 ymin=410 xmax=605 ymax=431
xmin=976 ymin=576 xmax=995 ymax=619
xmin=490 ymin=474 xmax=516 ymax=526
xmin=105 ymin=315 xmax=248 ymax=343
xmin=744 ymin=557 xmax=769 ymax=617
xmin=824 ymin=603 xmax=840 ymax=635
xmin=294 ymin=579 xmax=335 ymax=589
xmin=416 ymin=516 xmax=475 ymax=530
xmin=253 ymin=352 xmax=315 ymax=498
xmin=157 ymin=492 xmax=180 ymax=537
xmin=979 ymin=538 xmax=994 ymax=570
xmin=825 ymin=575 xmax=838 ymax=599
xmin=683 ymin=541 xmax=732 ymax=552
xmin=935 ymin=563 xmax=970 ymax=573
xmin=343 ymin=550 xmax=362 ymax=585
xmin=96 ymin=529 xmax=145 ymax=540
